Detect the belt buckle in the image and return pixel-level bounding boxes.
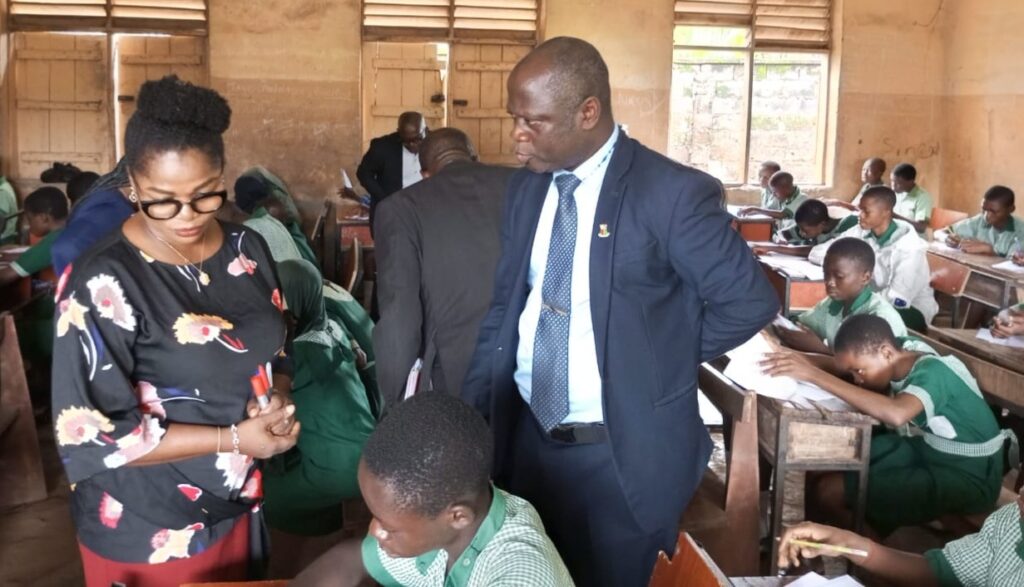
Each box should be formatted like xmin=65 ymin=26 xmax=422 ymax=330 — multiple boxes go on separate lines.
xmin=549 ymin=425 xmax=577 ymax=443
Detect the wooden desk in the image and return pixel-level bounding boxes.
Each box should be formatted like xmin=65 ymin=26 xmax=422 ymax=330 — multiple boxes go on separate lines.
xmin=700 ymin=360 xmax=875 ymax=575
xmin=338 ymin=217 xmax=373 ymax=247
xmin=926 ymin=243 xmax=1024 ymax=325
xmin=728 ymin=205 xmax=775 ymax=242
xmin=0 ymin=246 xmax=31 ymax=313
xmin=759 ymin=260 xmax=826 ymax=316
xmin=0 ymin=313 xmax=47 ymax=508
xmin=911 ymin=327 xmax=1024 ymax=416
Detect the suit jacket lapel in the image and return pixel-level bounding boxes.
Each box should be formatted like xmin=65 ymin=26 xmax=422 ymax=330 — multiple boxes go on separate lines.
xmin=589 ymin=134 xmax=634 ymax=375
xmin=511 ymin=170 xmax=552 ymax=306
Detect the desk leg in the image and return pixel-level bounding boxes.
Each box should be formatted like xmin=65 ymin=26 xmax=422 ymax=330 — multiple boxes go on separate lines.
xmin=852 ymin=426 xmax=872 ymax=536
xmin=720 ymin=410 xmax=761 ymax=576
xmin=951 ymin=298 xmax=961 ymax=329
xmin=768 ymin=417 xmax=790 ymax=575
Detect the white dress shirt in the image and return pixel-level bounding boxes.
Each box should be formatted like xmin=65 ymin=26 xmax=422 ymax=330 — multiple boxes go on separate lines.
xmin=401 ymin=146 xmax=422 ymax=188
xmin=515 ymin=126 xmax=619 ymax=424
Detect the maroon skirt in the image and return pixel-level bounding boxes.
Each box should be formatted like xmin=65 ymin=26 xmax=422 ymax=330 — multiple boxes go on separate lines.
xmin=78 ymin=514 xmax=250 ymax=587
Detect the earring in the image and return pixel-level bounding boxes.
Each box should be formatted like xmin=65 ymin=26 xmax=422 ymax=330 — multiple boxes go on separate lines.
xmin=128 ymin=187 xmax=138 ymax=203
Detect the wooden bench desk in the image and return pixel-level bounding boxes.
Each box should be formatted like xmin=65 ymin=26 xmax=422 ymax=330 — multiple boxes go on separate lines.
xmin=911 ymin=327 xmax=1024 ymax=415
xmin=0 ymin=313 xmax=47 ymax=508
xmin=926 ymin=243 xmax=1024 ymax=325
xmin=758 ymin=259 xmax=827 ymax=316
xmin=700 ymin=360 xmax=875 ymax=575
xmin=0 ymin=246 xmax=31 ymax=313
xmin=728 ymin=205 xmax=775 ymax=242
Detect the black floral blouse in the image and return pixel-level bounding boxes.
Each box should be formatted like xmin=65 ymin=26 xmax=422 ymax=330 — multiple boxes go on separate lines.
xmin=52 ymin=222 xmax=288 ymax=564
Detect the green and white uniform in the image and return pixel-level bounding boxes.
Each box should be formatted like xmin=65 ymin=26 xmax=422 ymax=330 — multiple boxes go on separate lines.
xmin=949 ymin=214 xmax=1024 ymax=257
xmin=776 ymin=214 xmax=858 ymax=246
xmin=797 ymin=287 xmax=907 ymax=349
xmin=924 ymin=499 xmax=1024 ymax=587
xmin=895 ymin=184 xmax=933 ymax=233
xmin=844 ymin=354 xmax=1009 ymax=536
xmin=362 ymin=488 xmax=573 ymax=587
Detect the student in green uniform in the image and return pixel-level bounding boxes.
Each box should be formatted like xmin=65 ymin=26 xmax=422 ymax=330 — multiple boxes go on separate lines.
xmin=757 ymin=160 xmax=782 ymax=210
xmin=293 ymin=391 xmax=573 ymax=587
xmin=936 ymin=185 xmax=1024 ymax=257
xmin=891 ymin=162 xmax=933 ymax=234
xmin=777 ymin=238 xmax=907 ymax=360
xmin=823 ymin=157 xmax=887 ymax=211
xmin=0 ymin=173 xmax=18 ymax=244
xmin=0 ymin=186 xmax=68 ymax=288
xmin=809 ymin=186 xmax=939 ymax=330
xmin=773 ymin=200 xmax=860 ymax=247
xmin=762 ymin=315 xmax=1010 ymax=537
xmin=740 ymin=170 xmax=808 ymax=234
xmin=776 ymin=484 xmax=1024 ymax=587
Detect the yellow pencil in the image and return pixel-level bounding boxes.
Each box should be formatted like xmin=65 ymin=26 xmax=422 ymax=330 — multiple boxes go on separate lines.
xmin=788 ymin=539 xmax=869 ymax=557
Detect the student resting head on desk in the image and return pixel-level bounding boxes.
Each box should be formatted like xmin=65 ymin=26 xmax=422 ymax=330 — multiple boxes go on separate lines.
xmin=775 ymin=200 xmax=860 ymax=246
xmin=936 ymin=185 xmax=1024 ymax=257
xmin=776 ymin=238 xmax=908 ymax=365
xmin=761 ymin=315 xmax=1010 ymax=539
xmin=777 ymin=483 xmax=1024 ymax=587
xmin=292 ymin=391 xmax=572 ymax=587
xmin=891 ymin=162 xmax=933 ymax=235
xmin=808 ymin=186 xmax=939 ymax=330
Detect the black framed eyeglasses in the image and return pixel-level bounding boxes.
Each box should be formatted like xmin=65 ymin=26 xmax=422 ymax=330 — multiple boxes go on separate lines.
xmin=135 ymin=190 xmax=228 ymax=220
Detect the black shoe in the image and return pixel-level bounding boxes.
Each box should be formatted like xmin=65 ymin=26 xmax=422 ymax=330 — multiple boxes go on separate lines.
xmin=40 ymin=162 xmax=82 ymax=183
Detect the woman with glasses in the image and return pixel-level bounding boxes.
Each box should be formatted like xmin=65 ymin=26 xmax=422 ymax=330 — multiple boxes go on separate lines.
xmin=51 ymin=75 xmax=300 ymax=586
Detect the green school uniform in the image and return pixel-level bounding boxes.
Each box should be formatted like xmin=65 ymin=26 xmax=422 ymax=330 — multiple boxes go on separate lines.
xmin=797 ymin=287 xmax=908 ymax=349
xmin=844 ymin=354 xmax=1007 ymax=536
xmin=777 ymin=214 xmax=859 ymax=245
xmin=949 ymin=214 xmax=1024 ymax=257
xmin=12 ymin=229 xmax=63 ymax=366
xmin=850 ymin=181 xmax=885 ymax=208
xmin=362 ymin=488 xmax=573 ymax=587
xmin=924 ymin=500 xmax=1024 ymax=587
xmin=0 ymin=177 xmax=17 ymax=244
xmin=262 ymin=260 xmax=376 ymax=536
xmin=895 ymin=184 xmax=934 ymax=232
xmin=760 ymin=186 xmax=775 ymax=210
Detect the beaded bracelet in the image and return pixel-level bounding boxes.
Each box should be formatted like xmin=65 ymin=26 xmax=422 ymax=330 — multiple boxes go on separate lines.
xmin=230 ymin=423 xmax=241 ymax=455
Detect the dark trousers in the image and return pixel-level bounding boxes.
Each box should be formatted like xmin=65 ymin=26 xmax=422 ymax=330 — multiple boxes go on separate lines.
xmin=504 ymin=410 xmax=677 ymax=587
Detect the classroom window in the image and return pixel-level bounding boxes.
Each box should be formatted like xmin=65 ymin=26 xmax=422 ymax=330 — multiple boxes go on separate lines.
xmin=670 ymin=0 xmax=832 ymax=186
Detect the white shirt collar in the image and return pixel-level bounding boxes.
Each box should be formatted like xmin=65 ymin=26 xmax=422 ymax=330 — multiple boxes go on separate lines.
xmin=555 ymin=125 xmax=620 ymax=182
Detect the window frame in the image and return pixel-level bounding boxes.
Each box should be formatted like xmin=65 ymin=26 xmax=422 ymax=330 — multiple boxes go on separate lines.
xmin=672 ymin=31 xmax=831 ymax=187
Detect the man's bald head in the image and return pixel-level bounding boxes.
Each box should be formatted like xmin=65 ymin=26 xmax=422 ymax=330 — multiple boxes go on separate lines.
xmin=862 ymin=157 xmax=886 ymax=185
xmin=418 ymin=128 xmax=476 ymax=178
xmin=514 ymin=37 xmax=613 ymax=122
xmin=398 ymin=111 xmax=427 ymax=153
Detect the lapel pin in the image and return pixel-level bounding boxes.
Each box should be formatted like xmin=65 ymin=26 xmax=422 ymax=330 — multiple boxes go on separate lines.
xmin=598 ymin=224 xmax=611 ymax=238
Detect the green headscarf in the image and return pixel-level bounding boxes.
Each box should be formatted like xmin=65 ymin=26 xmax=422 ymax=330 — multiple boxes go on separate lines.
xmin=277 ymin=259 xmax=328 ymax=339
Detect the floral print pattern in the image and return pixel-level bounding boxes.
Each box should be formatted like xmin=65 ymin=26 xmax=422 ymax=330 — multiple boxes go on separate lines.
xmin=52 ymin=222 xmax=286 ymax=564
xmin=87 ymin=274 xmax=137 ymax=331
xmin=149 ymin=523 xmax=204 ymax=564
xmin=56 ymin=407 xmax=115 ymax=447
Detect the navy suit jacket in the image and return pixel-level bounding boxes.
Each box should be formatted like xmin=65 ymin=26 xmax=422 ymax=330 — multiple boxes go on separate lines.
xmin=462 ymin=132 xmax=779 ymax=532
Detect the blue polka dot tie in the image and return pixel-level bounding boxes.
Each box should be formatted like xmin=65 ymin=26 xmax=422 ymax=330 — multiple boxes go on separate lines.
xmin=531 ymin=173 xmax=581 ymax=432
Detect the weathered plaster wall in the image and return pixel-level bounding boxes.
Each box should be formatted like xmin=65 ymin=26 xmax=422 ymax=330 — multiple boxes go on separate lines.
xmin=543 ymin=0 xmax=674 ymax=153
xmin=940 ymin=0 xmax=1024 ymax=214
xmin=829 ymin=0 xmax=947 ymax=202
xmin=208 ymin=0 xmax=362 ymax=216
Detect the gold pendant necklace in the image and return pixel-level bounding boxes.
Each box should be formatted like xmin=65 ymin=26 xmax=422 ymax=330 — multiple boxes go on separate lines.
xmin=144 ymin=224 xmax=211 ymax=286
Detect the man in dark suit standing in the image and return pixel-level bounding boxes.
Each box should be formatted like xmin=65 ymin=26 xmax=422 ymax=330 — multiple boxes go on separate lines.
xmin=357 ymin=111 xmax=428 ymax=231
xmin=462 ymin=37 xmax=779 ymax=587
xmin=374 ymin=128 xmax=516 ymax=405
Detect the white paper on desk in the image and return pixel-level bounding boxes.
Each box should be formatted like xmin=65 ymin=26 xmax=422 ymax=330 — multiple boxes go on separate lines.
xmin=726 ymin=204 xmax=773 ymax=220
xmin=976 ymin=328 xmax=1024 ymax=349
xmin=993 ymin=259 xmax=1024 ymax=273
xmin=723 ymin=333 xmax=851 ymax=410
xmin=341 ymin=169 xmax=353 ymax=189
xmin=786 ymin=572 xmax=828 ymax=587
xmin=824 ymin=576 xmax=864 ymax=586
xmin=773 ymin=314 xmax=802 ymax=332
xmin=760 ymin=253 xmax=825 ymax=281
xmin=930 ymin=240 xmax=960 ymax=253
xmin=2 ymin=245 xmax=29 ymax=253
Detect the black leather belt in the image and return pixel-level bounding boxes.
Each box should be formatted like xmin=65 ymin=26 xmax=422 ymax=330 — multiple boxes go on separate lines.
xmin=549 ymin=422 xmax=608 ymax=444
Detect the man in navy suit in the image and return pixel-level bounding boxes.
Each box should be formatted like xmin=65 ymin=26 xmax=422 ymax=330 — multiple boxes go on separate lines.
xmin=462 ymin=37 xmax=779 ymax=586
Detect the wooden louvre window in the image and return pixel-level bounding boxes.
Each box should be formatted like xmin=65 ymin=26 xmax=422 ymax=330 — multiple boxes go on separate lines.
xmin=363 ymin=0 xmax=538 ymax=42
xmin=674 ymin=0 xmax=831 ymax=50
xmin=10 ymin=0 xmax=208 ymax=33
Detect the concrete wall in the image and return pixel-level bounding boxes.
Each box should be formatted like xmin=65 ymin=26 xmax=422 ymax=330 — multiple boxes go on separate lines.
xmin=543 ymin=0 xmax=674 ymax=153
xmin=940 ymin=0 xmax=1024 ymax=214
xmin=829 ymin=0 xmax=947 ymax=202
xmin=208 ymin=0 xmax=362 ymax=217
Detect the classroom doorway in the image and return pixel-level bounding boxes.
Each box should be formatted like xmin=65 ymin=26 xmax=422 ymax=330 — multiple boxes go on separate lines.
xmin=112 ymin=33 xmax=208 ymax=159
xmin=361 ymin=42 xmax=448 ymax=155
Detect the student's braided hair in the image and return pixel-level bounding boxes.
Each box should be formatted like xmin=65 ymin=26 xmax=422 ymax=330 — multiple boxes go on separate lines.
xmin=124 ymin=75 xmax=231 ymax=174
xmin=363 ymin=391 xmax=493 ymax=517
